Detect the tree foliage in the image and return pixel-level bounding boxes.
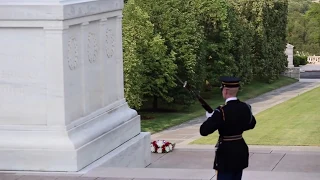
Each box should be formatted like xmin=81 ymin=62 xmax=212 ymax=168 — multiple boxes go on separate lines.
xmin=193 ymin=0 xmax=237 ymax=86
xmin=122 ymin=0 xmax=290 ymax=110
xmin=262 ymin=0 xmax=289 ymax=82
xmin=305 ymin=3 xmax=320 ymax=54
xmin=135 ymin=0 xmax=204 ymax=107
xmin=228 ymin=1 xmax=256 ymax=84
xmin=230 ymin=0 xmax=289 ymax=82
xmin=123 ymin=0 xmax=177 ymax=109
xmin=287 ymin=0 xmax=320 ymax=55
xmin=122 ymin=0 xmax=146 ymax=109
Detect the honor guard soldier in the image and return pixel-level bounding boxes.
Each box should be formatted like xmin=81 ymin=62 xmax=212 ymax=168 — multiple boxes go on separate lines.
xmin=200 ymin=76 xmax=256 ymax=180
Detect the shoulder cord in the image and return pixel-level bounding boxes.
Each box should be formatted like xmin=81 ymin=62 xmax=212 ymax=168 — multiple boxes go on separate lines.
xmin=219 ymin=105 xmax=225 ymax=121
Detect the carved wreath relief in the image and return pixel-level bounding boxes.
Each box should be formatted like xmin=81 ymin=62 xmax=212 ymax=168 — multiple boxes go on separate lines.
xmin=88 ymin=32 xmax=98 ymax=63
xmin=105 ymin=28 xmax=115 ymax=58
xmin=67 ymin=37 xmax=79 ymax=70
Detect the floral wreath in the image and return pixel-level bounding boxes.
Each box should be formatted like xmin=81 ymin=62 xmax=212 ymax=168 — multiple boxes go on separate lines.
xmin=151 ymin=140 xmax=175 ymax=153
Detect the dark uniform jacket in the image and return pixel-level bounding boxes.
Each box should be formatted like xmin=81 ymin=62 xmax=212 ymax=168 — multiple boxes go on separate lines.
xmin=200 ymin=98 xmax=256 ymax=172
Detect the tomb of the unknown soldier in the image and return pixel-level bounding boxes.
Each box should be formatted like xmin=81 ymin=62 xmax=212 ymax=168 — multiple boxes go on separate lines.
xmin=0 ymin=0 xmax=151 ymax=172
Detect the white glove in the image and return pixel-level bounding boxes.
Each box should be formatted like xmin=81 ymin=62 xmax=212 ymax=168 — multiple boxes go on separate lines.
xmin=206 ymin=111 xmax=214 ymax=118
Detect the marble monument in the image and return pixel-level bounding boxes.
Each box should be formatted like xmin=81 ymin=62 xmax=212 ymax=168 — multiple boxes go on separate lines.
xmin=0 ymin=0 xmax=150 ymax=171
xmin=285 ymin=43 xmax=294 ymax=68
xmin=283 ymin=43 xmax=300 ymax=79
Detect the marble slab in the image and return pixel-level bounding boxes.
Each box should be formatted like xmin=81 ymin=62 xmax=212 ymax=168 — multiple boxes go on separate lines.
xmin=273 ymin=154 xmax=320 ymax=173
xmin=247 ymin=153 xmax=285 ymax=171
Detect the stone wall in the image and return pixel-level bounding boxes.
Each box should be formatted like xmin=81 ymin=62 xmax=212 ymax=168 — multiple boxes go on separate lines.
xmin=283 ymin=67 xmax=300 ymax=80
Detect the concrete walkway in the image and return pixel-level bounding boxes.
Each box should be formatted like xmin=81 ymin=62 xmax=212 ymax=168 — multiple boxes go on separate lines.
xmin=300 ymin=64 xmax=320 ymax=78
xmin=300 ymin=64 xmax=320 ymax=72
xmin=151 ymin=80 xmax=320 ymax=146
xmin=86 ymin=145 xmax=320 ymax=179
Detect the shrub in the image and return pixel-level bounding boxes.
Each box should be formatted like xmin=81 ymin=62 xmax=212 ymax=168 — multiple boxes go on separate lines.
xmin=293 ymin=55 xmax=308 ymax=66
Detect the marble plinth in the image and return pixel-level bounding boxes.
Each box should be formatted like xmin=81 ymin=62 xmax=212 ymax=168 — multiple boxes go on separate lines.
xmin=0 ymin=0 xmax=150 ymax=171
xmin=285 ymin=44 xmax=294 ymax=68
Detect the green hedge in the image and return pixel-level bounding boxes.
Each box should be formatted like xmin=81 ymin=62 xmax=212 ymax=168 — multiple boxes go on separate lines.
xmin=293 ymin=55 xmax=308 ymax=67
xmin=122 ymin=0 xmax=289 ymax=110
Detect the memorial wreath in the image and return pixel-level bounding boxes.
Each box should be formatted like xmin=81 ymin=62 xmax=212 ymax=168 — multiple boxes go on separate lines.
xmin=150 ymin=140 xmax=175 ymax=153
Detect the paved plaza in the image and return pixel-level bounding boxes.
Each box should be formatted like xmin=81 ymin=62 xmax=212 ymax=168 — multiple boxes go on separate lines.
xmin=300 ymin=64 xmax=320 ymax=78
xmin=300 ymin=64 xmax=320 ymax=72
xmin=1 ymin=145 xmax=320 ymax=179
xmin=0 ymin=78 xmax=320 ymax=179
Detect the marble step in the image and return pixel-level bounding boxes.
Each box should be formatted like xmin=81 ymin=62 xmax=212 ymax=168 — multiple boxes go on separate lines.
xmin=1 ymin=168 xmax=320 ymax=180
xmin=82 ymin=167 xmax=320 ymax=180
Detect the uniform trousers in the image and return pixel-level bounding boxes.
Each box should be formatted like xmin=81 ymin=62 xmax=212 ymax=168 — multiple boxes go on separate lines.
xmin=216 ymin=170 xmax=243 ymax=180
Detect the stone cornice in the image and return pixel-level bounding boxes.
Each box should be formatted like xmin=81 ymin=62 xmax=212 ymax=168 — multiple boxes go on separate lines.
xmin=0 ymin=0 xmax=123 ymax=20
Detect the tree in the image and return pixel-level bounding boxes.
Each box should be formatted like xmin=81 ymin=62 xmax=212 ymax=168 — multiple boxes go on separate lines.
xmin=192 ymin=0 xmax=238 ymax=87
xmin=122 ymin=0 xmax=293 ymax=111
xmin=288 ymin=0 xmax=312 ymax=14
xmin=287 ymin=11 xmax=308 ymax=51
xmin=232 ymin=0 xmax=289 ymax=82
xmin=141 ymin=35 xmax=177 ymax=110
xmin=262 ymin=0 xmax=289 ymax=82
xmin=135 ymin=0 xmax=204 ymax=107
xmin=305 ymin=3 xmax=320 ymax=55
xmin=123 ymin=0 xmax=177 ymax=110
xmin=122 ymin=0 xmax=148 ymax=109
xmin=287 ymin=0 xmax=312 ymax=54
xmin=228 ymin=0 xmax=256 ymax=84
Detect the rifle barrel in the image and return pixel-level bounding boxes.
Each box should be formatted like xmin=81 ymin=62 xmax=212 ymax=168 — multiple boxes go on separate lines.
xmin=174 ymin=75 xmax=214 ymax=113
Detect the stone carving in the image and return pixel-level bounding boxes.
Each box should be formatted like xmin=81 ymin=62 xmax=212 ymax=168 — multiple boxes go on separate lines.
xmin=307 ymin=56 xmax=320 ymax=64
xmin=0 ymin=70 xmax=38 ymax=81
xmin=105 ymin=28 xmax=115 ymax=58
xmin=88 ymin=32 xmax=98 ymax=63
xmin=67 ymin=37 xmax=79 ymax=70
xmin=69 ymin=6 xmax=76 ymax=17
xmin=0 ymin=85 xmax=25 ymax=96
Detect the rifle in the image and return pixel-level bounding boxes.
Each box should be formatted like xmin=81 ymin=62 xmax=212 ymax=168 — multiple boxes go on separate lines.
xmin=174 ymin=75 xmax=214 ymax=113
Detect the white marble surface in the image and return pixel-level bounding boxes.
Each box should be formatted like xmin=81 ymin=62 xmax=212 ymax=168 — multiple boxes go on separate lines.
xmin=0 ymin=0 xmax=150 ymax=171
xmin=0 ymin=110 xmax=142 ymax=171
xmin=285 ymin=43 xmax=294 ymax=68
xmin=81 ymin=132 xmax=152 ymax=173
xmin=0 ymin=0 xmax=124 ymax=20
xmin=307 ymin=56 xmax=320 ymax=64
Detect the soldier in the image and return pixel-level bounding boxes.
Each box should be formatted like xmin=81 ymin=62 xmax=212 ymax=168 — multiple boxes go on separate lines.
xmin=200 ymin=76 xmax=256 ymax=180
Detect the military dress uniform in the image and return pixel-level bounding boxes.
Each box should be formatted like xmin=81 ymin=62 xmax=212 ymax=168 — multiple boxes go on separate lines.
xmin=200 ymin=77 xmax=256 ymax=180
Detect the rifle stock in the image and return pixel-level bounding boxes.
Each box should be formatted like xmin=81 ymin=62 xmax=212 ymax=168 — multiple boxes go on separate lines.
xmin=197 ymin=96 xmax=214 ymax=113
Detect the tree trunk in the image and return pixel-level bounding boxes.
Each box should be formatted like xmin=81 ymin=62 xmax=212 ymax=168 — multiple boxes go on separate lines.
xmin=153 ymin=96 xmax=158 ymax=110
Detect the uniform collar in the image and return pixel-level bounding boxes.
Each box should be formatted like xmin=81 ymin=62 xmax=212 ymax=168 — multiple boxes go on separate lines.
xmin=225 ymin=97 xmax=238 ymax=104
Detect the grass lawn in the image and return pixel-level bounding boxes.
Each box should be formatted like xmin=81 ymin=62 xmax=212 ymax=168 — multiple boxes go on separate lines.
xmin=140 ymin=76 xmax=298 ymax=134
xmin=191 ymin=85 xmax=320 ymax=146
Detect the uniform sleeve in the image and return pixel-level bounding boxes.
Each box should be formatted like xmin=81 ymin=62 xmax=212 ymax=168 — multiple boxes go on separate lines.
xmin=245 ymin=115 xmax=256 ymax=130
xmin=243 ymin=105 xmax=256 ymax=131
xmin=200 ymin=108 xmax=224 ymax=136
